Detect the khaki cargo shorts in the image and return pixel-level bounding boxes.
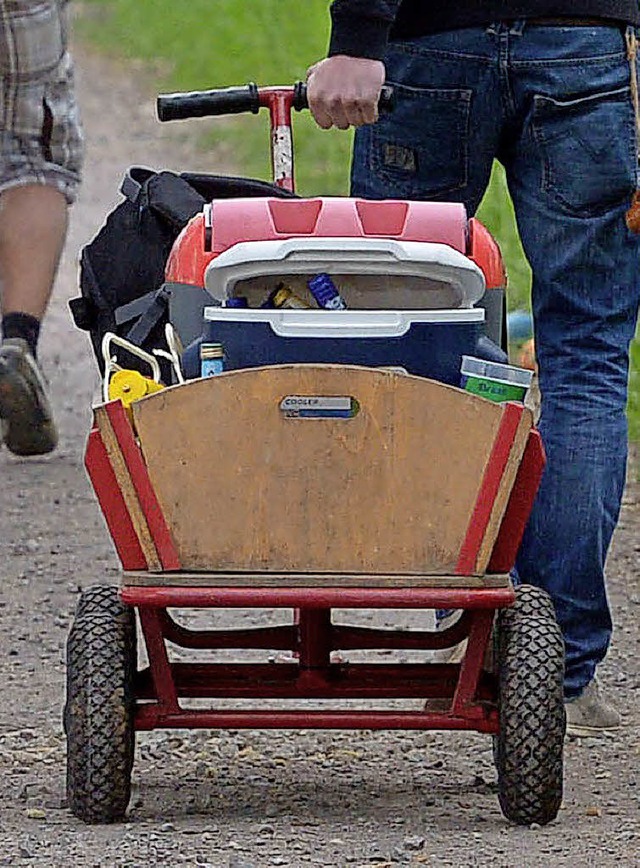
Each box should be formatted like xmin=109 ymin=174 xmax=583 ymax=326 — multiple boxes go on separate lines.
xmin=0 ymin=0 xmax=83 ymax=204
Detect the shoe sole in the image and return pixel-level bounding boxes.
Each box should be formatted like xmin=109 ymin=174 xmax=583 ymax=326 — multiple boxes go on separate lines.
xmin=0 ymin=354 xmax=57 ymax=456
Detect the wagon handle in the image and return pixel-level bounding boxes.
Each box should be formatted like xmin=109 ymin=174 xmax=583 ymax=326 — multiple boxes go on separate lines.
xmin=156 ymin=82 xmax=394 ymax=193
xmin=156 ymin=82 xmax=394 ymax=122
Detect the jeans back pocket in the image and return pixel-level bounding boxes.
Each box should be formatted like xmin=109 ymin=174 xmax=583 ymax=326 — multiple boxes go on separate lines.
xmin=366 ymin=83 xmax=472 ymax=199
xmin=532 ymin=85 xmax=637 ymax=217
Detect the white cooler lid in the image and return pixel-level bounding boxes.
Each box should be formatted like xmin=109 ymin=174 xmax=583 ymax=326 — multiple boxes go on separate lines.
xmin=204 ymin=237 xmax=486 ymax=307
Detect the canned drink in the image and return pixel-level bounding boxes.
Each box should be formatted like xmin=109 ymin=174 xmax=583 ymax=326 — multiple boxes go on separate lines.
xmin=308 ymin=273 xmax=346 ymax=310
xmin=265 ymin=283 xmax=313 ymax=309
xmin=201 ymin=342 xmax=224 ymax=377
xmin=224 ymin=296 xmax=249 ymax=308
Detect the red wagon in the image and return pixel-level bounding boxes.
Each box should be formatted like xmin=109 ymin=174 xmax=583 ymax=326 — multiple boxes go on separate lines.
xmin=64 ymin=85 xmax=565 ymax=827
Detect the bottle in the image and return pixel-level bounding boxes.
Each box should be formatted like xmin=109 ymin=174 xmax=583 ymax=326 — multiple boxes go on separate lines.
xmin=265 ymin=282 xmax=313 ymax=309
xmin=224 ymin=296 xmax=249 ymax=308
xmin=200 ymin=342 xmax=224 ymax=377
xmin=307 ymin=273 xmax=346 ymax=310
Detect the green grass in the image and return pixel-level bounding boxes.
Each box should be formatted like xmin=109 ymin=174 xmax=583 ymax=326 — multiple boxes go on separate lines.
xmin=78 ymin=0 xmax=639 ymax=438
xmin=477 ymin=164 xmax=532 ymax=313
xmin=78 ymin=0 xmax=353 ymax=195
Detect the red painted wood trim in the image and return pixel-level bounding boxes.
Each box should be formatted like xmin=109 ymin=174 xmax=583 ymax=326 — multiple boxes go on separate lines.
xmin=487 ymin=429 xmax=546 ymax=573
xmin=104 ymin=401 xmax=181 ymax=571
xmin=85 ymin=427 xmax=147 ymax=570
xmin=455 ymin=402 xmax=524 ymax=575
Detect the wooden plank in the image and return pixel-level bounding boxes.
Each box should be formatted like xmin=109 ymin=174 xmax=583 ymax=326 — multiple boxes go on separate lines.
xmin=122 ymin=570 xmax=510 ymax=589
xmin=94 ymin=404 xmax=162 ymax=572
xmin=132 ymin=365 xmax=519 ymax=574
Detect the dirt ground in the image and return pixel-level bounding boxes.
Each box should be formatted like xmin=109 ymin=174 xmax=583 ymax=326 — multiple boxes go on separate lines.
xmin=0 ymin=32 xmax=639 ymax=868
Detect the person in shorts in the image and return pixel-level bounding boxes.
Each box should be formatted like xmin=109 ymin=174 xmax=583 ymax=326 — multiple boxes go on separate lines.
xmin=0 ymin=0 xmax=83 ymax=455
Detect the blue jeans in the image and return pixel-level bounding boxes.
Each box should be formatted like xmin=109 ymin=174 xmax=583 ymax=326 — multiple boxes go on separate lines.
xmin=351 ymin=21 xmax=640 ymax=699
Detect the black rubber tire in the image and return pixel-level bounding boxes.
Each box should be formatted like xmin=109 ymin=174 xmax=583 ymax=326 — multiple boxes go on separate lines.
xmin=494 ymin=584 xmax=565 ymax=826
xmin=75 ymin=584 xmax=128 ymax=620
xmin=64 ymin=590 xmax=136 ymax=824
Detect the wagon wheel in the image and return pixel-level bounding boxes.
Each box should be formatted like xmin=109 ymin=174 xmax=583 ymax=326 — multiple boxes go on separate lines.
xmin=64 ymin=588 xmax=137 ymax=824
xmin=75 ymin=584 xmax=129 ymax=619
xmin=494 ymin=584 xmax=565 ymax=826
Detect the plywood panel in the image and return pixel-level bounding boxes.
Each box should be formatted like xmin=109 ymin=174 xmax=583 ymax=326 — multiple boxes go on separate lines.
xmin=122 ymin=570 xmax=510 ymax=588
xmin=132 ymin=365 xmax=518 ymax=574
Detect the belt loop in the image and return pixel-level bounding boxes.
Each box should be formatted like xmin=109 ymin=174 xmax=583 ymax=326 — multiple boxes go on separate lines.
xmin=624 ymin=28 xmax=640 ymax=232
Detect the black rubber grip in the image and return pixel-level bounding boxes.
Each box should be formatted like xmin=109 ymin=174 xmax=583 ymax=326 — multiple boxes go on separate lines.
xmin=293 ymin=81 xmax=395 ymax=113
xmin=157 ymin=83 xmax=260 ymax=122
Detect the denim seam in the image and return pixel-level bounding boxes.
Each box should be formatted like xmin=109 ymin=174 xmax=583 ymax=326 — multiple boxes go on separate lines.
xmin=389 ymin=42 xmax=495 ymax=65
xmin=509 ymin=52 xmax=626 ymax=69
xmin=390 ymin=42 xmax=625 ymax=68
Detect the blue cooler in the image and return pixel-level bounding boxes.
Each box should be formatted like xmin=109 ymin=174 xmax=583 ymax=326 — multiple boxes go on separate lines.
xmin=181 ymin=308 xmax=505 ymax=385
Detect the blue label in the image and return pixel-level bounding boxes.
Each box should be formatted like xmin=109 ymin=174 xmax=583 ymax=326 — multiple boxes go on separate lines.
xmin=201 ymin=358 xmax=224 ymax=377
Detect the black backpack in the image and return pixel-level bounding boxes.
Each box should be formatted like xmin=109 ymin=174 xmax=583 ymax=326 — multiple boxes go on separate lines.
xmin=69 ymin=166 xmax=296 ymax=377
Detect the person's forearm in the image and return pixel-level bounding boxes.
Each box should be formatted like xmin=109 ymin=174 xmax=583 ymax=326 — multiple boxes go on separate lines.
xmin=328 ymin=0 xmax=402 ymax=60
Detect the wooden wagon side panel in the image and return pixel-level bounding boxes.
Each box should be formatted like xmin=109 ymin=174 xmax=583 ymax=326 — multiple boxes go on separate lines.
xmin=132 ymin=365 xmax=532 ymax=575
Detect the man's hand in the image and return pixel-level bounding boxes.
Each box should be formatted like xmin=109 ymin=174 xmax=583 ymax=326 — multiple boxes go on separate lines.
xmin=306 ymin=56 xmax=386 ymax=130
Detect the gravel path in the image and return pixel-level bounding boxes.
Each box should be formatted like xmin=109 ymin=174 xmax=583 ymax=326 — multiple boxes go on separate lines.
xmin=0 ymin=32 xmax=638 ymax=868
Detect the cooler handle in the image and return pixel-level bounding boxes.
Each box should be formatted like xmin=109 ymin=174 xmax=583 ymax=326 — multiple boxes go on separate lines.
xmin=268 ymin=312 xmax=411 ymax=339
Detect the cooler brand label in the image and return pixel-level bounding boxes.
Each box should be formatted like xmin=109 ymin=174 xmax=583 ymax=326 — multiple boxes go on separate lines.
xmin=279 ymin=395 xmax=359 ymax=418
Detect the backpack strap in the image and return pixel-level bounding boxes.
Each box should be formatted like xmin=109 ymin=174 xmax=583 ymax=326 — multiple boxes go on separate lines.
xmin=119 ymin=285 xmax=172 ymax=347
xmin=119 ymin=166 xmax=157 ymax=205
xmin=119 ymin=166 xmax=207 ymax=230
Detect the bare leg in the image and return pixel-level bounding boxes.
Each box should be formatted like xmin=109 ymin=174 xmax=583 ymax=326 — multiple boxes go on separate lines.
xmin=0 ymin=184 xmax=68 ymax=318
xmin=0 ymin=184 xmax=67 ymax=455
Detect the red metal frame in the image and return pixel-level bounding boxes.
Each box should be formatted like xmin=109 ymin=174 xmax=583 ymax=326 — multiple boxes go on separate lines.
xmin=258 ymin=87 xmax=296 ymax=192
xmin=122 ymin=584 xmax=514 ymax=734
xmin=121 ymin=586 xmax=514 ymax=610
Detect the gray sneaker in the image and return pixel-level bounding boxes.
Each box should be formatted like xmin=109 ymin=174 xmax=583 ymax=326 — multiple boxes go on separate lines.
xmin=0 ymin=338 xmax=58 ymax=456
xmin=565 ymin=678 xmax=621 ymax=738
